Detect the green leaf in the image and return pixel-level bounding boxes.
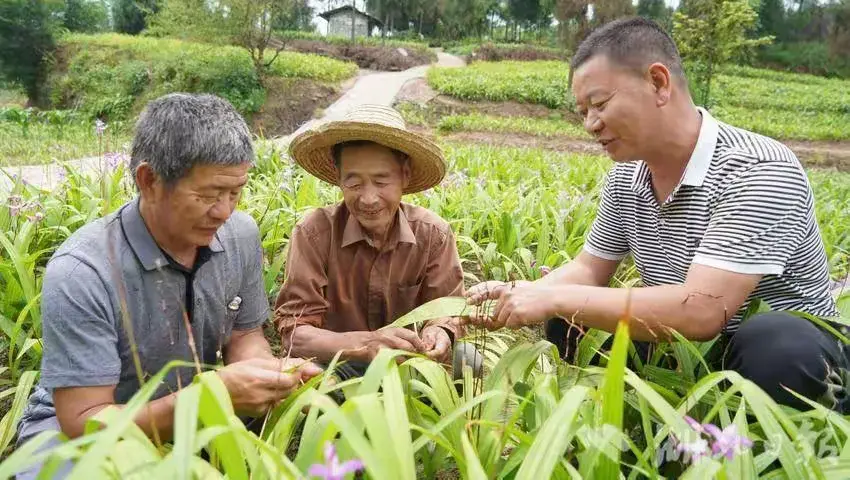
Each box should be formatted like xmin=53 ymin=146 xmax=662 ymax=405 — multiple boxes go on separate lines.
xmin=595 ymin=316 xmax=630 ymax=479
xmin=515 ymin=386 xmax=589 ymax=480
xmin=382 ymin=296 xmax=496 ymax=330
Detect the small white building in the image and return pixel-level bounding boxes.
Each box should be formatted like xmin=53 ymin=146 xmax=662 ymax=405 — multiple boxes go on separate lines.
xmin=319 ymin=5 xmax=383 ymax=38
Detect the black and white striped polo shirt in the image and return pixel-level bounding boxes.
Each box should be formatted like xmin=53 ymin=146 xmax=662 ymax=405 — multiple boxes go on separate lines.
xmin=584 ymin=108 xmax=839 ymax=332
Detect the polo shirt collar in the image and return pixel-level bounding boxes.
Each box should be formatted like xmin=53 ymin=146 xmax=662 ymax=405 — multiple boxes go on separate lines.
xmin=680 ymin=107 xmax=719 ymax=187
xmin=121 ymin=198 xmax=224 ymax=272
xmin=631 ymin=107 xmax=719 ymax=191
xmin=341 ymin=205 xmax=416 ymax=249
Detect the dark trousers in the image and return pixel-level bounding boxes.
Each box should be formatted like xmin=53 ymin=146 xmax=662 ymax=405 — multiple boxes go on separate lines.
xmin=546 ymin=312 xmax=850 ymax=413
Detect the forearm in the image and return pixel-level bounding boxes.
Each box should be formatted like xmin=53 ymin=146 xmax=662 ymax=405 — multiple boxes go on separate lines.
xmin=284 ymin=325 xmax=370 ymax=363
xmin=537 ymin=252 xmax=614 ymax=288
xmin=552 ymin=284 xmax=729 ymax=342
xmin=58 ymin=394 xmax=177 ymax=441
xmin=225 ymin=327 xmax=276 ymax=364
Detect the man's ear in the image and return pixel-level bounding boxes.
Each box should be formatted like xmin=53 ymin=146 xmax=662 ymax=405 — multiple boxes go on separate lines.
xmin=135 ymin=162 xmax=159 ymax=199
xmin=647 ymin=62 xmax=673 ymax=107
xmin=400 ymin=157 xmax=412 ymax=189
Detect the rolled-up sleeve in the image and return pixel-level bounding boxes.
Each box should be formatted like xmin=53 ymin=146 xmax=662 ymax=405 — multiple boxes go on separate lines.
xmin=40 ymin=256 xmax=121 ymax=389
xmin=274 ymin=222 xmax=330 ymax=335
xmin=420 ymin=226 xmax=465 ymax=340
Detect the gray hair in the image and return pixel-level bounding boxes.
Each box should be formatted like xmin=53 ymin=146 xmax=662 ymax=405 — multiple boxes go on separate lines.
xmin=130 ymin=93 xmax=254 ymax=187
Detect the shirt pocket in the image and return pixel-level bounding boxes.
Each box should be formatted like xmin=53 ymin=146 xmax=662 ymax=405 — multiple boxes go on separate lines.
xmin=390 ymin=281 xmax=423 ymax=324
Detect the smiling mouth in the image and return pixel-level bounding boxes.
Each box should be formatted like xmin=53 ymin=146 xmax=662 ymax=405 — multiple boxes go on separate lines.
xmin=359 ymin=209 xmax=383 ymax=217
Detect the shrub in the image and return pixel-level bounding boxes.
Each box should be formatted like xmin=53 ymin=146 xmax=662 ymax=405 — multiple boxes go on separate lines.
xmin=427 ymin=61 xmax=570 ymax=109
xmin=449 ymin=42 xmax=569 ymax=62
xmin=47 ymin=34 xmax=356 ymax=120
xmin=756 ymin=41 xmax=850 ymax=78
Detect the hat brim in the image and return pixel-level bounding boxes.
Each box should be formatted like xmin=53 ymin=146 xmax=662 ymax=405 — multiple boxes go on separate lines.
xmin=288 ymin=121 xmax=446 ymax=194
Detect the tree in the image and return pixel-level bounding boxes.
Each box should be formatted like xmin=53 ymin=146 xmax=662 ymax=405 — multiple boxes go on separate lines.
xmin=272 ymin=0 xmax=314 ymax=31
xmin=756 ymin=0 xmax=785 ymax=39
xmin=113 ymin=0 xmax=158 ymax=34
xmin=673 ymin=0 xmax=773 ymax=106
xmin=638 ymin=0 xmax=672 ymax=29
xmin=828 ymin=0 xmax=850 ymax=59
xmin=0 ymin=0 xmax=61 ymax=105
xmin=63 ymin=0 xmax=109 ymax=33
xmin=152 ymin=0 xmax=300 ymax=87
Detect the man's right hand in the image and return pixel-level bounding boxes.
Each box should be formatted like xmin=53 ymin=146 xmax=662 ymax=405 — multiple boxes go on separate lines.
xmin=350 ymin=328 xmax=426 ymax=362
xmin=217 ymin=357 xmax=322 ymax=416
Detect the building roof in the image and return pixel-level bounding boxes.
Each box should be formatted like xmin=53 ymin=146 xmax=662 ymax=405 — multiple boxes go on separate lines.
xmin=318 ymin=5 xmax=383 ymax=26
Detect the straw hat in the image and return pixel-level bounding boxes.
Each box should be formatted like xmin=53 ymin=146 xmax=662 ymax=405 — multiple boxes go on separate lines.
xmin=288 ymin=104 xmax=446 ymax=194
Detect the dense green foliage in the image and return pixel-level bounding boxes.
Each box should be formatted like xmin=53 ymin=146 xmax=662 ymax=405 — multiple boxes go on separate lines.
xmin=426 ymin=60 xmax=850 ymax=140
xmin=1 ymin=141 xmax=848 ymax=477
xmin=47 ymin=34 xmax=356 ymax=121
xmin=0 ymin=0 xmax=60 ymax=105
xmin=427 ymin=61 xmax=570 ymax=108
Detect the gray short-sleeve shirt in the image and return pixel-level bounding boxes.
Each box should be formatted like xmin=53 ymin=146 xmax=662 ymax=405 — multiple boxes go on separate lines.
xmin=18 ymin=198 xmax=269 ymax=438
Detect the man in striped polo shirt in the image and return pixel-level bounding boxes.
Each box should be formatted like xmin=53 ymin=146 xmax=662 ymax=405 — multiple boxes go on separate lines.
xmin=465 ymin=17 xmax=846 ymax=412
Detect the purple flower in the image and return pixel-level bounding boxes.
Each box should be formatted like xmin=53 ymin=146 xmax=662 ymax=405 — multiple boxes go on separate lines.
xmin=27 ymin=211 xmax=44 ymax=223
xmin=105 ymin=152 xmax=129 ymax=170
xmin=675 ymin=437 xmax=709 ymax=462
xmin=704 ymin=423 xmax=753 ymax=460
xmin=308 ymin=441 xmax=364 ymax=480
xmin=540 ymin=266 xmax=552 ymax=276
xmin=684 ymin=415 xmax=706 ymax=434
xmin=678 ymin=415 xmax=753 ymax=464
xmin=95 ymin=119 xmax=107 ymax=137
xmin=7 ymin=195 xmax=23 ymax=217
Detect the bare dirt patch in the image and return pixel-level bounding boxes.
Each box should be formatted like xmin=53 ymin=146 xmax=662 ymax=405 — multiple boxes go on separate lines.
xmin=415 ymin=127 xmax=850 ymax=171
xmin=286 ymin=40 xmax=434 ymax=71
xmin=252 ymin=77 xmax=347 ymax=138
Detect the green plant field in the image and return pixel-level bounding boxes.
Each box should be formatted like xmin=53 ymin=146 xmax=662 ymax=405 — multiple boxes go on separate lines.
xmin=427 ymin=61 xmax=570 ymax=108
xmin=1 ymin=142 xmax=849 ymax=477
xmin=426 ymin=61 xmax=850 ymax=141
xmin=0 ymin=107 xmax=132 ymax=167
xmin=436 ymin=113 xmax=591 ymax=138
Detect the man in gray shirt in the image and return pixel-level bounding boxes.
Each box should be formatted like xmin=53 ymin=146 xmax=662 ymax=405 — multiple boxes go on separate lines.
xmin=15 ymin=93 xmax=321 ymax=477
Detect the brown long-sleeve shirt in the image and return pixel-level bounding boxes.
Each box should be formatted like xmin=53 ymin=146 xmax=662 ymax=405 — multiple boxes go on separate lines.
xmin=274 ymin=202 xmax=465 ymax=339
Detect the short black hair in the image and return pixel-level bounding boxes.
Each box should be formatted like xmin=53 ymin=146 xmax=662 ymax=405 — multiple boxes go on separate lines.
xmin=331 ymin=140 xmax=408 ymax=170
xmin=570 ymin=17 xmax=686 ymax=84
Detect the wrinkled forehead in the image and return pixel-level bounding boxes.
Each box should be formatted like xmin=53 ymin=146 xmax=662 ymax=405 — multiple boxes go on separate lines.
xmin=177 ymin=163 xmax=251 ymax=190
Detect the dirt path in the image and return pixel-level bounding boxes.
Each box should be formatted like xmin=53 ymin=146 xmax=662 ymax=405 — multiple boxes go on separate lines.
xmin=273 ymin=50 xmax=465 ymax=147
xmin=428 ymin=130 xmax=850 ymax=171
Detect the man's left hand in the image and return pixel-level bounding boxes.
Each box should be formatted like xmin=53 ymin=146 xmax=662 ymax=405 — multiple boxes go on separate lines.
xmin=483 ymin=283 xmax=559 ymax=330
xmin=421 ymin=325 xmax=452 ymax=363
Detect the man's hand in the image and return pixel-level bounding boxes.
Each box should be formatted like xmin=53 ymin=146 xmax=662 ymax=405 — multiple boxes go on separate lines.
xmin=218 ymin=357 xmax=322 ymax=416
xmin=465 ymin=282 xmax=559 ymax=331
xmin=421 ymin=325 xmax=452 ymax=363
xmin=465 ymin=280 xmax=533 ymax=306
xmin=349 ymin=328 xmax=426 ymax=362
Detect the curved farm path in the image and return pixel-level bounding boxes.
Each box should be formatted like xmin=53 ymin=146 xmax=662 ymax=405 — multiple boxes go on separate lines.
xmin=273 ymin=50 xmax=464 ymax=146
xmin=0 ymin=50 xmax=465 ymax=192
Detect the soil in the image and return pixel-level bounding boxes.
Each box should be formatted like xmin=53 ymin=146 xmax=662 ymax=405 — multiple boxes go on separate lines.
xmin=425 ymin=129 xmax=850 ymax=170
xmin=251 ymin=77 xmax=350 ymax=138
xmin=397 ymin=80 xmax=850 ymax=171
xmin=285 ymin=40 xmax=434 ymax=72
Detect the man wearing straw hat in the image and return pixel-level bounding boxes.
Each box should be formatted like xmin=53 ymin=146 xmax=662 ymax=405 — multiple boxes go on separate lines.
xmin=274 ymin=104 xmax=481 ymax=380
